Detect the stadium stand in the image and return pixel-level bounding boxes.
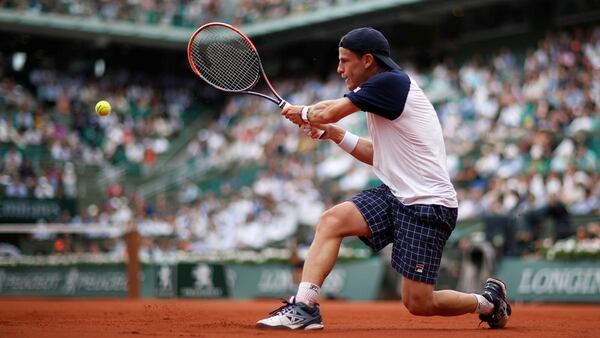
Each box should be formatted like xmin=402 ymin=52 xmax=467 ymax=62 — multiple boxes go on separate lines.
xmin=1 ymin=0 xmax=378 ymax=28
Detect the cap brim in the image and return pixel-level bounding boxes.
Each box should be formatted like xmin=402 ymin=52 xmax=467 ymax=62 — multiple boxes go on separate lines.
xmin=374 ymin=54 xmax=401 ymax=70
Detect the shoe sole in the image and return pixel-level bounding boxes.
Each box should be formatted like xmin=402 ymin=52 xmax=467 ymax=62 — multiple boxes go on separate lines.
xmin=256 ymin=323 xmax=324 ymax=330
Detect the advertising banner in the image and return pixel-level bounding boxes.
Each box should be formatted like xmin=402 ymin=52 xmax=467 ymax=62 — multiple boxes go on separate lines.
xmin=227 ymin=257 xmax=384 ymax=300
xmin=177 ymin=263 xmax=229 ymax=298
xmin=497 ymin=258 xmax=600 ymax=302
xmin=0 ymin=259 xmax=384 ymax=300
xmin=0 ymin=264 xmax=127 ymax=297
xmin=0 ymin=198 xmax=77 ymax=223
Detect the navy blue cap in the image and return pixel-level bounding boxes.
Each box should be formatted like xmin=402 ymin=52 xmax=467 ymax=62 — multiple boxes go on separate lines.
xmin=339 ymin=27 xmax=400 ymax=70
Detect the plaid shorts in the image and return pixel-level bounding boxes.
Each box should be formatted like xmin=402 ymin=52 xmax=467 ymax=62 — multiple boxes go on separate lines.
xmin=351 ymin=184 xmax=457 ymax=285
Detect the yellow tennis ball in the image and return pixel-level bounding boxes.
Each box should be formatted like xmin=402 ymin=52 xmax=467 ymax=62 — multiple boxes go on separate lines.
xmin=95 ymin=100 xmax=111 ymax=117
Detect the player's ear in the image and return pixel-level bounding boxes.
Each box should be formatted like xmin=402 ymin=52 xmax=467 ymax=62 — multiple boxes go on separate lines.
xmin=362 ymin=53 xmax=375 ymax=68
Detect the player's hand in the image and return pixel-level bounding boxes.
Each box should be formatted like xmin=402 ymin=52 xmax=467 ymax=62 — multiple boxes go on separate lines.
xmin=281 ymin=105 xmax=304 ymax=126
xmin=301 ymin=123 xmax=330 ymax=140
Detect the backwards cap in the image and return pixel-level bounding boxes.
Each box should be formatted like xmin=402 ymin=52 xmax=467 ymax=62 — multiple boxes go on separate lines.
xmin=339 ymin=27 xmax=400 ymax=70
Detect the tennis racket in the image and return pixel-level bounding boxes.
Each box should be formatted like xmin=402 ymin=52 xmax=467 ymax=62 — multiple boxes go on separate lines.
xmin=187 ymin=22 xmax=290 ymax=108
xmin=187 ymin=22 xmax=325 ymax=138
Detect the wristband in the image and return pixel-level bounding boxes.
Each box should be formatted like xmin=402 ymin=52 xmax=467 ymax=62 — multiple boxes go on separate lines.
xmin=301 ymin=106 xmax=310 ymax=123
xmin=338 ymin=131 xmax=359 ymax=153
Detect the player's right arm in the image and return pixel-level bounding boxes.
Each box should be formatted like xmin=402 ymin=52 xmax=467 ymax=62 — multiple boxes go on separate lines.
xmin=307 ymin=98 xmax=357 ymax=124
xmin=282 ymin=98 xmax=357 ymax=126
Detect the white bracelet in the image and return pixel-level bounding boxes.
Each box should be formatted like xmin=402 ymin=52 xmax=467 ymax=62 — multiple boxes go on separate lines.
xmin=338 ymin=131 xmax=359 ymax=153
xmin=301 ymin=106 xmax=310 ymax=123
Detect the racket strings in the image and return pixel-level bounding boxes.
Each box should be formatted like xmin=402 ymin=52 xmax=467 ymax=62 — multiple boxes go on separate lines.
xmin=190 ymin=26 xmax=261 ymax=91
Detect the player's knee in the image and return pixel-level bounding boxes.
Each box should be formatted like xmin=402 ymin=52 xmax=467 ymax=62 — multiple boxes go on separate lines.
xmin=315 ymin=209 xmax=344 ymax=237
xmin=402 ymin=294 xmax=434 ymax=316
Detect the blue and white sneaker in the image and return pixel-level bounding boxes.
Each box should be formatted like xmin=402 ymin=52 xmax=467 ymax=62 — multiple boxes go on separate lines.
xmin=256 ymin=297 xmax=324 ymax=330
xmin=479 ymin=278 xmax=512 ymax=329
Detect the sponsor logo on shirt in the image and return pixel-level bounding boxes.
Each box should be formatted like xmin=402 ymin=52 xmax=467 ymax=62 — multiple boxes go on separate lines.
xmin=353 ymin=86 xmax=361 ymax=93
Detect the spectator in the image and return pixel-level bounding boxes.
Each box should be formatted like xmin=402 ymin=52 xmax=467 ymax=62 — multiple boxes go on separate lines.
xmin=5 ymin=174 xmax=28 ymax=198
xmin=544 ymin=194 xmax=574 ymax=241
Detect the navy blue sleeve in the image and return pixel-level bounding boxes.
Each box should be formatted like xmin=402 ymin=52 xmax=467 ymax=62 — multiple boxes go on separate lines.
xmin=344 ymin=70 xmax=410 ymax=120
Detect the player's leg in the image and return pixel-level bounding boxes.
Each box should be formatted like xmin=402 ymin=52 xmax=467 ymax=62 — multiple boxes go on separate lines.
xmin=401 ymin=276 xmax=511 ymax=327
xmin=391 ymin=203 xmax=483 ymax=314
xmin=395 ymin=203 xmax=511 ymax=327
xmin=287 ymin=201 xmax=371 ymax=312
xmin=257 ymin=185 xmax=390 ymax=330
xmin=301 ymin=201 xmax=372 ymax=286
xmin=256 ymin=201 xmax=370 ymax=330
xmin=401 ymin=277 xmax=479 ymax=316
xmin=293 ymin=185 xmax=393 ymax=311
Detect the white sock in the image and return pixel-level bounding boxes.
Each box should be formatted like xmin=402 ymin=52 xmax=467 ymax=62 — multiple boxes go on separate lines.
xmin=473 ymin=294 xmax=494 ymax=315
xmin=295 ymin=282 xmax=320 ymax=307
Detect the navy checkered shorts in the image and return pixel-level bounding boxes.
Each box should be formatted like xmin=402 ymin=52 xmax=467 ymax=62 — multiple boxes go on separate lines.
xmin=351 ymin=184 xmax=457 ymax=285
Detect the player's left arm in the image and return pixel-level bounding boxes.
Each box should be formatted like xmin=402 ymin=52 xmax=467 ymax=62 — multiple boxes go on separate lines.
xmin=303 ymin=123 xmax=374 ymax=165
xmin=282 ymin=98 xmax=358 ymax=126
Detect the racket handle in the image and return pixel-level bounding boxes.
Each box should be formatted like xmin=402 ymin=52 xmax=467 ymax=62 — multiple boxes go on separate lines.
xmin=279 ymin=100 xmax=290 ymax=110
xmin=280 ymin=100 xmax=324 ymax=138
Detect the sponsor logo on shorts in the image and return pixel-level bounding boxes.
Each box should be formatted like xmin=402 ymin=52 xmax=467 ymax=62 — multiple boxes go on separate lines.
xmin=415 ymin=264 xmax=425 ymax=273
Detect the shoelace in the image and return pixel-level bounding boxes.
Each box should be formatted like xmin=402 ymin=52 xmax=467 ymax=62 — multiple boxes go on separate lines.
xmin=269 ymin=298 xmax=295 ymax=316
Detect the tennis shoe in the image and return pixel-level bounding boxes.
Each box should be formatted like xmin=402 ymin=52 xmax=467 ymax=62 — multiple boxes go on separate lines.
xmin=256 ymin=297 xmax=324 ymax=330
xmin=479 ymin=277 xmax=512 ymax=329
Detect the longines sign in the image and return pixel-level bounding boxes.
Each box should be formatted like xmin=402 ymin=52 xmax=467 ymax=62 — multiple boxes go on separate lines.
xmin=497 ymin=258 xmax=600 ymax=302
xmin=518 ymin=267 xmax=600 ymax=295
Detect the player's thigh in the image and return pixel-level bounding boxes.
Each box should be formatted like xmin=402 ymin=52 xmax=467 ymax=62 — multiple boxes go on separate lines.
xmin=318 ymin=201 xmax=372 ymax=237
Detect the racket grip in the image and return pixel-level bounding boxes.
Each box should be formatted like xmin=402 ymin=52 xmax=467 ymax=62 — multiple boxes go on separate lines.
xmin=279 ymin=100 xmax=290 ymax=110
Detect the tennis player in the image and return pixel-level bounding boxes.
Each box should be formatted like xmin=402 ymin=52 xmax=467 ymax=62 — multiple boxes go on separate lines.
xmin=256 ymin=27 xmax=511 ymax=330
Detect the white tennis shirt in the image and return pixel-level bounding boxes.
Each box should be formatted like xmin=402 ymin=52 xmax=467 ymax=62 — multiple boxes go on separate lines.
xmin=347 ymin=70 xmax=458 ymax=208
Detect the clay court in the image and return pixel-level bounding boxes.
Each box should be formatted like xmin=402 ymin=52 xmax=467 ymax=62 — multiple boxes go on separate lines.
xmin=1 ymin=298 xmax=599 ymax=337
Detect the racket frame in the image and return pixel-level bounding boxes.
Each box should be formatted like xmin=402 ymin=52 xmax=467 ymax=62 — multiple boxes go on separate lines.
xmin=187 ymin=22 xmax=288 ymax=108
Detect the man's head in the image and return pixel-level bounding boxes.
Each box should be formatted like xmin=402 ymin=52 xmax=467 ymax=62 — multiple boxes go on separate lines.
xmin=337 ymin=27 xmax=399 ymax=90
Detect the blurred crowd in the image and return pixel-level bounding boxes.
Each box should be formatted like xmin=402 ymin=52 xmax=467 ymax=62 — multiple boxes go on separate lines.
xmin=1 ymin=24 xmax=599 ymax=262
xmin=2 ymin=145 xmax=76 ymax=199
xmin=0 ymin=65 xmax=193 ymax=200
xmin=1 ymin=0 xmax=363 ymax=28
xmin=431 ymin=27 xmax=600 ymax=257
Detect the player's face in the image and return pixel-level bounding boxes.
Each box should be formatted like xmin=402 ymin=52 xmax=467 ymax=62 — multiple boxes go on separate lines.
xmin=337 ymin=47 xmax=370 ymax=91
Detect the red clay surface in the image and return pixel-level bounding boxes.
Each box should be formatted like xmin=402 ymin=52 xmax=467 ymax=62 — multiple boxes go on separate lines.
xmin=1 ymin=298 xmax=599 ymax=337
